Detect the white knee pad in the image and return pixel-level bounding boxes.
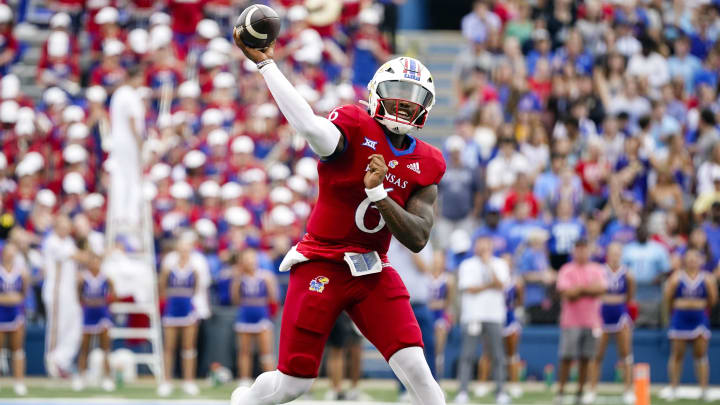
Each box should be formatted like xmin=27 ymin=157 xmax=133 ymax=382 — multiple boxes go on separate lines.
xmin=389 ymin=347 xmax=445 ymax=405
xmin=624 ymin=355 xmax=634 ymax=366
xmin=234 ymin=370 xmax=314 ymax=405
xmin=13 ymin=350 xmax=25 ymax=360
xmin=509 ymin=354 xmax=520 ymax=364
xmin=181 ymin=349 xmax=197 ymax=359
xmin=695 ymin=356 xmax=709 ymax=366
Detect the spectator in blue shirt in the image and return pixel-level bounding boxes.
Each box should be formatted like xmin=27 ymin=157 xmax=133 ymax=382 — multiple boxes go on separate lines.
xmin=621 ymin=225 xmax=671 ymax=327
xmin=472 ymin=206 xmax=508 ymax=257
xmin=525 ymin=28 xmax=553 ymax=76
xmin=549 ymin=199 xmax=585 ymax=270
xmin=460 ymin=0 xmax=500 ymax=44
xmin=516 ymin=228 xmax=555 ymax=324
xmin=534 ymin=154 xmax=565 ymax=209
xmin=668 ymin=35 xmax=702 ymax=95
xmin=702 ymin=202 xmax=720 ymax=268
xmin=601 ymin=199 xmax=638 ymax=247
xmin=499 ymin=202 xmax=541 ymax=254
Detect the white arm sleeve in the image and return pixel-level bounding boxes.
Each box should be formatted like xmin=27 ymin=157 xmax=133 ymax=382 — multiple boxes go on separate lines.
xmin=260 ymin=63 xmax=341 ymax=157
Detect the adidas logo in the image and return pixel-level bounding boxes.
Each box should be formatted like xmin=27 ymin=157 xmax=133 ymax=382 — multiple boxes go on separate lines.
xmin=407 ymin=162 xmax=421 ymax=174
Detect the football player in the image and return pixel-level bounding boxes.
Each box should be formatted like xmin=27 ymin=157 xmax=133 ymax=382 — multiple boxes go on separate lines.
xmin=231 ymin=29 xmax=447 ymax=405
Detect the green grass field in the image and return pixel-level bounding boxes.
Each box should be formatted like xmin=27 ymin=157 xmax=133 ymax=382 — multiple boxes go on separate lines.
xmin=0 ymin=379 xmax=713 ymax=404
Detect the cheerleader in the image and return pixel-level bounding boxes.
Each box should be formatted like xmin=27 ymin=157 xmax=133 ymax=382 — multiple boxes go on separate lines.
xmin=428 ymin=251 xmax=454 ymax=377
xmin=589 ymin=242 xmax=635 ymax=405
xmin=503 ymin=271 xmax=524 ymax=398
xmin=159 ymin=236 xmax=201 ymax=396
xmin=231 ymin=248 xmax=277 ymax=385
xmin=0 ymin=243 xmax=29 ymax=396
xmin=76 ymin=254 xmax=115 ymax=392
xmin=662 ymin=249 xmax=717 ymax=401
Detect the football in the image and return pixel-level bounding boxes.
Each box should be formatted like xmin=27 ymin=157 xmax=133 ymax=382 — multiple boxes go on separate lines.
xmin=234 ymin=4 xmax=281 ymax=49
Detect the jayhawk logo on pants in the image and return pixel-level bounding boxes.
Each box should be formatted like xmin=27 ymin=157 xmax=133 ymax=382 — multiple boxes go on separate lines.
xmin=309 ymin=276 xmax=330 ymax=293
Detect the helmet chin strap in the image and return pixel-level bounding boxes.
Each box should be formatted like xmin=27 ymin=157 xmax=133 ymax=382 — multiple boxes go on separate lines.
xmin=379 ymin=116 xmax=414 ymax=135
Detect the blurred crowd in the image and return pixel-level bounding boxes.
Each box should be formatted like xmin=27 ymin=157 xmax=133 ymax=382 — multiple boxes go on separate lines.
xmin=437 ymin=0 xmax=720 ymax=327
xmin=0 ymin=0 xmax=397 ymax=317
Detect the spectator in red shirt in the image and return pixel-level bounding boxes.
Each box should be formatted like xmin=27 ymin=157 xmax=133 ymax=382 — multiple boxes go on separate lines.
xmin=37 ymin=31 xmax=81 ymax=95
xmin=191 ymin=180 xmax=223 ymax=225
xmin=167 ymin=0 xmax=207 ymax=55
xmin=226 ymin=136 xmax=261 ymax=183
xmin=186 ymin=19 xmax=219 ymax=65
xmin=128 ymin=0 xmax=159 ymax=29
xmin=207 ymin=72 xmax=244 ymax=127
xmin=576 ymin=139 xmax=610 ymax=201
xmin=91 ymin=7 xmax=127 ymax=62
xmin=503 ymin=172 xmax=541 ymax=218
xmin=90 ymin=40 xmax=128 ymax=94
xmin=40 ymin=13 xmax=79 ymax=69
xmin=0 ymin=4 xmax=19 ymax=75
xmin=1 ymin=74 xmax=34 ymax=109
xmin=204 ymin=0 xmax=234 ymax=34
xmin=174 ymin=81 xmax=202 ymax=129
xmin=197 ymin=50 xmax=228 ymax=96
xmin=145 ymin=44 xmax=185 ymax=99
xmin=127 ymin=28 xmax=150 ymax=65
xmin=528 ymin=58 xmax=552 ymax=104
xmin=48 ymin=0 xmax=84 ymax=34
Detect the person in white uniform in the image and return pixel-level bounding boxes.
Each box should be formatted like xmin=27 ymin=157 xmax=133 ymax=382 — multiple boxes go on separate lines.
xmin=108 ymin=66 xmax=145 ymax=231
xmin=42 ymin=215 xmax=83 ymax=378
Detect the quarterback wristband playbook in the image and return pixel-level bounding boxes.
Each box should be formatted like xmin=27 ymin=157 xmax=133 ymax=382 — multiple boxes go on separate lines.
xmin=365 ymin=184 xmax=387 ymax=202
xmin=256 ymin=59 xmax=275 ymax=71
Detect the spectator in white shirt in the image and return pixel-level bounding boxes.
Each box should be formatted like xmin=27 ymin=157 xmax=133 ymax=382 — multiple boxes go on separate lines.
xmin=455 ymin=236 xmax=510 ymax=404
xmin=486 ymin=137 xmax=530 ymax=208
xmin=627 ymin=36 xmax=669 ymax=90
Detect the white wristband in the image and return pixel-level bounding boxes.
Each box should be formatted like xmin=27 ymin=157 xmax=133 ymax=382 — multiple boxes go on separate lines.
xmin=365 ymin=184 xmax=387 ymax=202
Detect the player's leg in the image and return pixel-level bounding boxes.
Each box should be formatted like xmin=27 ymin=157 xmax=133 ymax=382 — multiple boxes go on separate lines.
xmin=590 ymin=332 xmax=610 ymax=393
xmin=347 ymin=269 xmax=445 ymax=404
xmin=10 ymin=325 xmax=26 ymax=395
xmin=693 ymin=336 xmax=709 ymax=393
xmin=231 ymin=261 xmax=348 ymax=405
xmin=258 ymin=328 xmax=275 ymax=372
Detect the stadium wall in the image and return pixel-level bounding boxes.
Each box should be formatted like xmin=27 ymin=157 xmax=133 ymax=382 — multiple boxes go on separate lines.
xmin=22 ymin=323 xmax=720 ymax=384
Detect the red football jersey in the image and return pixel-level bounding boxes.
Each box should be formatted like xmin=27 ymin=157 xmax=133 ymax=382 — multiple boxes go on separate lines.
xmin=295 ymin=104 xmax=446 ymax=262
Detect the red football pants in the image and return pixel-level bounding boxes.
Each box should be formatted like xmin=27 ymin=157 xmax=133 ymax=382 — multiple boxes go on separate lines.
xmin=277 ymin=260 xmax=424 ymax=378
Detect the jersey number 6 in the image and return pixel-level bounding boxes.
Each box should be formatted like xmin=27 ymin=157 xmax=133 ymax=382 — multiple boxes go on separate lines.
xmin=354 ymin=188 xmax=393 ymax=234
